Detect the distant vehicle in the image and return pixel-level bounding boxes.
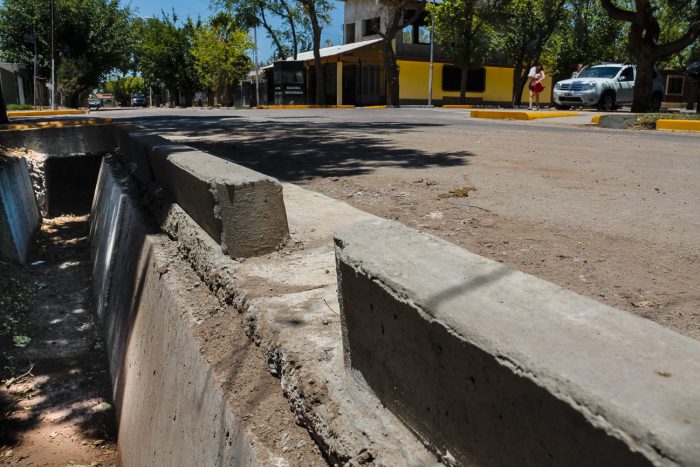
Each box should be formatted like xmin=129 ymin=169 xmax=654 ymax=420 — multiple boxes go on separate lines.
xmin=553 ymin=63 xmax=664 ymax=111
xmin=131 ymin=93 xmax=147 ymax=107
xmin=88 ymin=98 xmax=102 ymax=110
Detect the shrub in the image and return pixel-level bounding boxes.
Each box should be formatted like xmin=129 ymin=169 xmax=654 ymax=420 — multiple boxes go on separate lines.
xmin=6 ymin=104 xmax=33 ymax=111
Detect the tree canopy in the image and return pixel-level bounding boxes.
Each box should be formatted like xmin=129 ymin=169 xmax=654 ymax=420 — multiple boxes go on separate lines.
xmin=0 ymin=0 xmax=134 ymax=106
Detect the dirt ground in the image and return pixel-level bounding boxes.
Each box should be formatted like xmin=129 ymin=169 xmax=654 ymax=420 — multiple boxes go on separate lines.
xmin=0 ymin=215 xmax=118 ymax=467
xmin=140 ymin=109 xmax=698 ymax=341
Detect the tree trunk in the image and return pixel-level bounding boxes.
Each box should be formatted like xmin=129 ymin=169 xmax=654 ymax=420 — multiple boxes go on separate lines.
xmin=459 ymin=66 xmax=469 ymax=104
xmin=631 ymin=48 xmax=654 ymax=112
xmin=383 ymin=40 xmax=400 ymax=107
xmin=312 ymin=21 xmax=325 ymax=105
xmin=0 ymin=80 xmax=8 ymax=124
xmin=512 ymin=62 xmax=525 ymax=107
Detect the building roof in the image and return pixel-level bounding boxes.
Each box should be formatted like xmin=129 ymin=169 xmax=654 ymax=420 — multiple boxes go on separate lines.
xmin=287 ymin=38 xmax=382 ymax=62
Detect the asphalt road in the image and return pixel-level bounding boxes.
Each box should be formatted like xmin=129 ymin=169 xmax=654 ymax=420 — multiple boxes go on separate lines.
xmin=94 ymin=107 xmax=700 ymax=339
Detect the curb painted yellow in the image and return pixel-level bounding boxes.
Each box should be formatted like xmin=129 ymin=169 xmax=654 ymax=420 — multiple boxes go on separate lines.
xmin=470 ymin=110 xmax=579 ymax=120
xmin=258 ymin=105 xmax=355 ymax=109
xmin=0 ymin=118 xmax=112 ymax=131
xmin=591 ymin=114 xmax=602 ymax=124
xmin=656 ymin=119 xmax=700 ymax=132
xmin=7 ymin=109 xmax=87 ymax=117
xmin=363 ymin=105 xmax=389 ymax=109
xmin=442 ymin=105 xmax=475 ymax=109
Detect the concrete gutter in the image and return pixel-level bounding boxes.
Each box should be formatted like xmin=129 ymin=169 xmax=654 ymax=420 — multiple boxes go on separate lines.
xmin=470 ymin=109 xmax=580 ymax=120
xmin=335 ymin=218 xmax=700 ymax=466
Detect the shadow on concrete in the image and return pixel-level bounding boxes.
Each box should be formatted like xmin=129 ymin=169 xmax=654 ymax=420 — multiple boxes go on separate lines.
xmin=111 ymin=115 xmax=475 ymax=182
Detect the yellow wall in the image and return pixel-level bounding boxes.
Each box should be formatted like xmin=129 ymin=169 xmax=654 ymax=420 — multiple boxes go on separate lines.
xmin=397 ymin=60 xmax=552 ymax=105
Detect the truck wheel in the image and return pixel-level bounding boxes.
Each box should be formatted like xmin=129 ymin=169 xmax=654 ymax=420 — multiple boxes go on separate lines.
xmin=651 ymin=92 xmax=662 ymax=112
xmin=597 ymin=92 xmax=615 ymax=112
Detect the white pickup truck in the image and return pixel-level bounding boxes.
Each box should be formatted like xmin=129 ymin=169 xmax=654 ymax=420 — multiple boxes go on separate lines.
xmin=553 ymin=63 xmax=664 ymax=111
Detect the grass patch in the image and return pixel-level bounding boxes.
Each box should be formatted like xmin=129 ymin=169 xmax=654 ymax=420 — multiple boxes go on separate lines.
xmin=633 ymin=112 xmax=700 ymax=130
xmin=6 ymin=104 xmax=33 ymax=111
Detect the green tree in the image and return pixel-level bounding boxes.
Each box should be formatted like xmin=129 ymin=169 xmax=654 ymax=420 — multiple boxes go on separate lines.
xmin=427 ymin=0 xmax=496 ymax=104
xmin=0 ymin=0 xmax=134 ymax=107
xmin=543 ymin=0 xmax=627 ymax=81
xmin=192 ymin=16 xmax=252 ymax=106
xmin=496 ymin=0 xmax=567 ymax=106
xmin=133 ymin=13 xmax=201 ymax=106
xmin=297 ymin=0 xmax=332 ymax=105
xmin=600 ymin=0 xmax=700 ymax=112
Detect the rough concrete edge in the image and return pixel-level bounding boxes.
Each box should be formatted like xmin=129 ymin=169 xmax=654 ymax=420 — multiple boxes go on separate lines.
xmin=93 ymin=156 xmax=290 ymax=465
xmin=110 ymin=152 xmax=438 ymax=466
xmin=333 ymin=219 xmax=692 ymax=467
xmin=0 ymin=153 xmax=41 ymax=263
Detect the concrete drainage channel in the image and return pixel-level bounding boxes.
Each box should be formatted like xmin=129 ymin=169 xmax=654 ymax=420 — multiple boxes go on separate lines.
xmin=1 ymin=122 xmax=699 ymax=466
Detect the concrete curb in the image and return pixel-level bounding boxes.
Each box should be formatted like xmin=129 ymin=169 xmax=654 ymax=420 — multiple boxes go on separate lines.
xmin=442 ymin=105 xmax=475 ymax=109
xmin=0 ymin=118 xmax=112 ymax=132
xmin=0 ymin=122 xmax=116 ymax=155
xmin=597 ymin=114 xmax=638 ymax=129
xmin=470 ymin=110 xmax=579 ymax=120
xmin=7 ymin=109 xmax=86 ymax=117
xmin=335 ymin=218 xmax=700 ymax=466
xmin=258 ymin=105 xmax=355 ymax=109
xmin=116 ymin=126 xmax=290 ymax=258
xmin=656 ymin=119 xmax=700 ymax=132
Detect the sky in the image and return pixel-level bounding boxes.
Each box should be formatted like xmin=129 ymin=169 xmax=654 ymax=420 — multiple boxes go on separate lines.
xmin=130 ymin=0 xmax=345 ymax=63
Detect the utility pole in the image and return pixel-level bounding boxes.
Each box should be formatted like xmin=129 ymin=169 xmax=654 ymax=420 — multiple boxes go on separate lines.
xmin=427 ymin=13 xmax=434 ymax=106
xmin=50 ymin=0 xmax=56 ymax=109
xmin=253 ymin=26 xmax=260 ymax=107
xmin=23 ymin=33 xmax=38 ymax=108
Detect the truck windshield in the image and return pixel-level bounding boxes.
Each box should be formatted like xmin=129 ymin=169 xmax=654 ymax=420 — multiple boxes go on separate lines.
xmin=577 ymin=66 xmax=622 ymax=79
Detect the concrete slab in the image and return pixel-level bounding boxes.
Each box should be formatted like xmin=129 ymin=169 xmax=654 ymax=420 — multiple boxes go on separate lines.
xmin=335 ymin=218 xmax=700 ymax=466
xmin=0 ymin=121 xmax=116 ymax=155
xmin=0 ymin=154 xmax=40 ymax=263
xmin=118 ymin=129 xmax=289 ymax=258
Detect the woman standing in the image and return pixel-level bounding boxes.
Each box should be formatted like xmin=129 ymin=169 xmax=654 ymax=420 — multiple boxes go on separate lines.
xmin=528 ymin=63 xmax=545 ymax=110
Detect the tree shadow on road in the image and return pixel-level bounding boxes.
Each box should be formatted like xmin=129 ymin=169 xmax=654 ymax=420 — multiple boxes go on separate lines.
xmin=116 ymin=115 xmax=475 ymax=182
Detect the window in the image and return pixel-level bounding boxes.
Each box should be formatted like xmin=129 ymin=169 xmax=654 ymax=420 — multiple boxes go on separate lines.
xmin=363 ymin=17 xmax=380 ymax=37
xmin=620 ymin=67 xmax=634 ymax=81
xmin=442 ymin=66 xmax=486 ymax=93
xmin=402 ymin=25 xmax=413 ymax=44
xmin=417 ymin=26 xmax=431 ymax=44
xmin=345 ymin=23 xmax=356 ymax=44
xmin=666 ymin=75 xmax=684 ymax=95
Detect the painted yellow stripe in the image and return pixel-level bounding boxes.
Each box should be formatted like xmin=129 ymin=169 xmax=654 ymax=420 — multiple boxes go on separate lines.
xmin=363 ymin=105 xmax=389 ymax=109
xmin=442 ymin=105 xmax=475 ymax=109
xmin=0 ymin=118 xmax=112 ymax=131
xmin=591 ymin=114 xmax=602 ymax=124
xmin=259 ymin=105 xmax=355 ymax=109
xmin=7 ymin=109 xmax=87 ymax=117
xmin=656 ymin=119 xmax=700 ymax=132
xmin=470 ymin=110 xmax=579 ymax=120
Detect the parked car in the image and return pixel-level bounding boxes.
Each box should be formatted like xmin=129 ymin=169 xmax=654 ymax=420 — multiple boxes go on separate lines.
xmin=87 ymin=98 xmax=102 ymax=110
xmin=553 ymin=63 xmax=664 ymax=111
xmin=131 ymin=93 xmax=147 ymax=107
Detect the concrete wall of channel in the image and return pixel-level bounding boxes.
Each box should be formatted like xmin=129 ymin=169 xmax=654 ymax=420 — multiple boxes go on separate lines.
xmin=0 ymin=154 xmax=40 ymax=263
xmin=335 ymin=218 xmax=700 ymax=466
xmin=89 ymin=157 xmax=276 ymax=465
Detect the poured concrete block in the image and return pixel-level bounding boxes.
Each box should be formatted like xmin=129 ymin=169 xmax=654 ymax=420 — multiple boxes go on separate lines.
xmin=119 ymin=130 xmax=289 ymax=258
xmin=0 ymin=156 xmax=39 ymax=263
xmin=335 ymin=218 xmax=700 ymax=466
xmin=1 ymin=123 xmax=116 ymax=155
